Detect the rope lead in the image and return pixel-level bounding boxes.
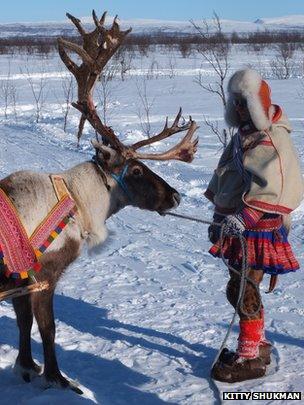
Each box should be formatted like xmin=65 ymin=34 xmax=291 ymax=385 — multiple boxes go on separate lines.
xmin=164 ymin=211 xmax=262 ymax=368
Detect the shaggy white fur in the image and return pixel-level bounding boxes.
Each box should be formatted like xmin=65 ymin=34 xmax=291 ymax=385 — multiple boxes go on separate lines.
xmin=225 ymin=69 xmax=272 ymax=130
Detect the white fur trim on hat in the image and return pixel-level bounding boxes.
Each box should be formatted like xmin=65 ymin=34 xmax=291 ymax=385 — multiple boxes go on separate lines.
xmin=225 ymin=69 xmax=272 ymax=130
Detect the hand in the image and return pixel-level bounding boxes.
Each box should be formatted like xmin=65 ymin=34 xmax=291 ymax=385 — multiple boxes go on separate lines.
xmin=208 ymin=213 xmax=224 ymax=243
xmin=223 ymin=214 xmax=245 ymax=236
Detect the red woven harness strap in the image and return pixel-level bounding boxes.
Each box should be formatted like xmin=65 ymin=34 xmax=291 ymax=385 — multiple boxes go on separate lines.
xmin=0 ymin=188 xmax=40 ymax=279
xmin=30 ymin=195 xmax=76 ymax=253
xmin=0 ymin=176 xmax=77 ymax=280
xmin=30 ymin=176 xmax=77 ymax=256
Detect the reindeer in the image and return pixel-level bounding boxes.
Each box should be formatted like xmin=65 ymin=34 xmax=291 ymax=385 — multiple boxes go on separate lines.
xmin=0 ymin=10 xmax=198 ymax=394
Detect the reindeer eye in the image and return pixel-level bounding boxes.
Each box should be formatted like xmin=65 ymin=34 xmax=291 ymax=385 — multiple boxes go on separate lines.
xmin=132 ymin=166 xmax=143 ymax=177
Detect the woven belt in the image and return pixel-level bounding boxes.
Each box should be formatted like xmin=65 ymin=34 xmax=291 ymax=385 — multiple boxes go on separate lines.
xmin=247 ymin=216 xmax=282 ymax=231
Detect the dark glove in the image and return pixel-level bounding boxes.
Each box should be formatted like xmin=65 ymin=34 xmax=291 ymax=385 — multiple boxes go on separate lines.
xmin=223 ymin=214 xmax=246 ymax=236
xmin=208 ymin=213 xmax=224 ymax=244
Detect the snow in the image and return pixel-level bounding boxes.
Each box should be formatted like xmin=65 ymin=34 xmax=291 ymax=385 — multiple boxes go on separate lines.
xmin=0 ymin=45 xmax=304 ymax=404
xmin=257 ymin=15 xmax=304 ymax=26
xmin=2 ymin=14 xmax=304 ymax=37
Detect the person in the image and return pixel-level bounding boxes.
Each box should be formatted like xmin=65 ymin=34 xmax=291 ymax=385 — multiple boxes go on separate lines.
xmin=205 ymin=68 xmax=303 ymax=383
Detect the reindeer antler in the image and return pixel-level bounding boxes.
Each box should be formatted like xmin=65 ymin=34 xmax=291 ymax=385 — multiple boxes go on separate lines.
xmin=58 ymin=10 xmax=199 ymax=162
xmin=58 ymin=10 xmax=131 ymax=151
xmin=131 ymin=110 xmax=199 ymax=162
xmin=134 ymin=124 xmax=199 ymax=162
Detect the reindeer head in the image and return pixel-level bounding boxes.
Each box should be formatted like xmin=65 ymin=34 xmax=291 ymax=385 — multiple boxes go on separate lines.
xmin=91 ymin=141 xmax=181 ymax=213
xmin=58 ymin=10 xmax=198 ymax=214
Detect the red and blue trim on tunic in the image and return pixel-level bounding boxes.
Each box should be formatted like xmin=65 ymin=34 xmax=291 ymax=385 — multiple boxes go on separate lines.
xmin=210 ymin=214 xmax=299 ymax=275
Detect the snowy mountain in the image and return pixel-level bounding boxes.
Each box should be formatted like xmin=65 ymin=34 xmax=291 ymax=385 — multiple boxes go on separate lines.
xmin=0 ymin=14 xmax=304 ymax=38
xmin=256 ymin=14 xmax=304 ymax=26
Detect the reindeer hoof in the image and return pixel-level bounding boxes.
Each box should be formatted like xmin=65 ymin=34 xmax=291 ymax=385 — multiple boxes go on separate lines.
xmin=70 ymin=383 xmax=84 ymax=395
xmin=22 ymin=372 xmax=32 ymax=383
xmin=44 ymin=373 xmax=83 ymax=395
xmin=14 ymin=360 xmax=42 ymax=382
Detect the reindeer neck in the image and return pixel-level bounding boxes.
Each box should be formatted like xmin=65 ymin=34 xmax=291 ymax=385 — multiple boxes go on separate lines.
xmin=62 ymin=162 xmax=129 ymax=236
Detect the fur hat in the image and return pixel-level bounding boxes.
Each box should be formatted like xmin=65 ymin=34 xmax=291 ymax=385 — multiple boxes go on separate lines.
xmin=225 ymin=69 xmax=274 ymax=130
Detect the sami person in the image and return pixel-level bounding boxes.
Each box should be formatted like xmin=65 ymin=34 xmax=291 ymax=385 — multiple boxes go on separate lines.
xmin=205 ymin=69 xmax=303 ymax=383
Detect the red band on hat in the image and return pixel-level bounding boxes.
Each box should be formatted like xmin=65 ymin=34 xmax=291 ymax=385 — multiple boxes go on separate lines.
xmin=259 ymin=80 xmax=271 ymax=114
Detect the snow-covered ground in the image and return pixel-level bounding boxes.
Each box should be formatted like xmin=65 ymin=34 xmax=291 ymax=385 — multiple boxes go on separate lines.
xmin=0 ymin=47 xmax=304 ymax=404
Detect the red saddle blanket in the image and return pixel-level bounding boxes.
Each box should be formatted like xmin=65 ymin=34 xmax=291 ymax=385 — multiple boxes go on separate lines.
xmin=0 ymin=188 xmax=76 ymax=279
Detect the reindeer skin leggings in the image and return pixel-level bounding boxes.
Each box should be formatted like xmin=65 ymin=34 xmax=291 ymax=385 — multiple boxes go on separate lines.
xmin=226 ymin=269 xmax=264 ymax=320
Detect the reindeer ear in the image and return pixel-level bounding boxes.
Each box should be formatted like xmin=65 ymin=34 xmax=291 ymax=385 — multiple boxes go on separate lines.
xmin=91 ymin=140 xmax=124 ymax=169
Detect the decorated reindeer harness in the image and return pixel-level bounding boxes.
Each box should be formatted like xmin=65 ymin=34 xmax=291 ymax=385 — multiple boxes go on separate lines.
xmin=0 ymin=176 xmax=76 ymax=281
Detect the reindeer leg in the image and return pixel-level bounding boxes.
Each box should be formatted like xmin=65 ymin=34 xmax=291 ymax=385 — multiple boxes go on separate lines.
xmin=12 ymin=295 xmax=42 ymax=382
xmin=32 ymin=288 xmax=83 ymax=394
xmin=32 ymin=289 xmax=62 ymax=383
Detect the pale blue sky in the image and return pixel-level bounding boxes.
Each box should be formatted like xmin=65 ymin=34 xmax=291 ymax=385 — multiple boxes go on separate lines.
xmin=0 ymin=0 xmax=303 ymax=23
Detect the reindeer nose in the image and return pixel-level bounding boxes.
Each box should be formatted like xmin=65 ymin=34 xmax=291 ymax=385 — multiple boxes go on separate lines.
xmin=173 ymin=192 xmax=181 ymax=207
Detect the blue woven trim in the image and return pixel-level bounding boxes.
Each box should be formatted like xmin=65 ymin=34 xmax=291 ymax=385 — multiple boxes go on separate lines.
xmin=226 ymin=262 xmax=299 ymax=275
xmin=91 ymin=156 xmax=133 ymax=202
xmin=111 ymin=164 xmax=133 ymax=202
xmin=244 ymin=226 xmax=288 ymax=242
xmin=248 ymin=264 xmax=299 ymax=275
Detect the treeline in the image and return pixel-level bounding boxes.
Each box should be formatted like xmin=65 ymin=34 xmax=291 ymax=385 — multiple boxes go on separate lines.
xmin=0 ymin=36 xmax=56 ymax=55
xmin=1 ymin=30 xmax=304 ymax=55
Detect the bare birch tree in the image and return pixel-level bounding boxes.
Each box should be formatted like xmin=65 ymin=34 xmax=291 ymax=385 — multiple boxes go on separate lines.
xmin=55 ymin=72 xmax=75 ymax=133
xmin=167 ymin=54 xmax=177 ymax=79
xmin=136 ymin=78 xmax=156 ymax=138
xmin=0 ymin=61 xmax=18 ymax=120
xmin=95 ymin=64 xmax=119 ymax=133
xmin=191 ymin=12 xmax=233 ymax=147
xmin=21 ymin=64 xmax=48 ymax=123
xmin=119 ymin=51 xmax=133 ymax=81
xmin=270 ymin=43 xmax=295 ymax=79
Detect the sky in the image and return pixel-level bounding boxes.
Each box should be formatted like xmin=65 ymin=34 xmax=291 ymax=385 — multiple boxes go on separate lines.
xmin=0 ymin=0 xmax=304 ymax=23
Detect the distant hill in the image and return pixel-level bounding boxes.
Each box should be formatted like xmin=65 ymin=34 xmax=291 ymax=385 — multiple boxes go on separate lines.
xmin=0 ymin=14 xmax=304 ymax=38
